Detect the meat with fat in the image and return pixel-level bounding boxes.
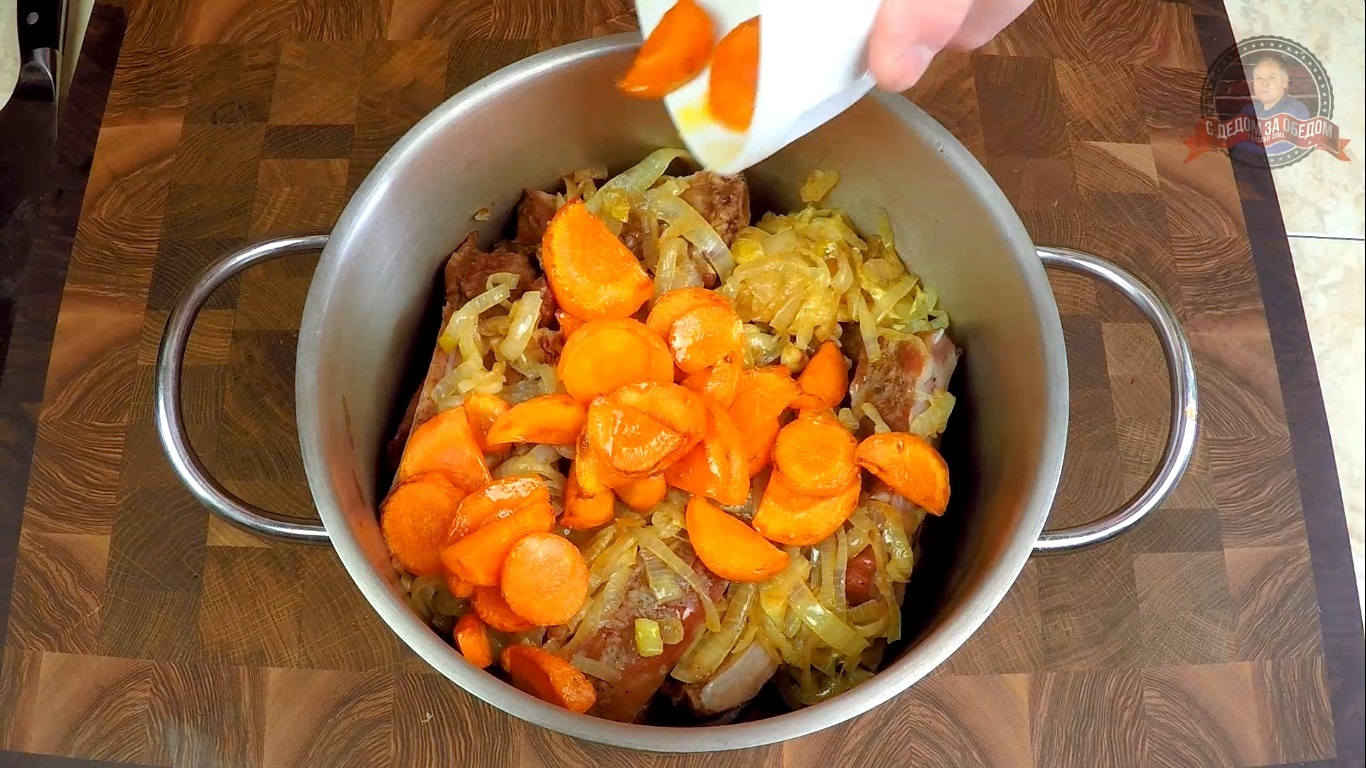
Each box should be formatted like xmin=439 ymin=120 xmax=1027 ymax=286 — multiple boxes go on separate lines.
xmin=515 ymin=188 xmax=559 ymax=246
xmin=679 ymin=171 xmax=750 ymax=246
xmin=673 ymin=640 xmax=779 ymax=717
xmin=849 ymin=330 xmax=960 ymax=436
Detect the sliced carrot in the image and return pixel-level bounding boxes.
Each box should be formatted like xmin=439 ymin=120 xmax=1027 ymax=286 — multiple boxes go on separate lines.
xmin=681 ymin=352 xmax=741 ymax=408
xmin=855 ymin=432 xmax=951 ymax=515
xmin=558 ymin=318 xmax=674 ymax=403
xmin=668 ymin=302 xmax=745 ymax=374
xmin=445 ymin=570 xmax=475 ymax=599
xmin=617 ymin=0 xmax=716 ymax=99
xmin=664 ymin=402 xmax=748 ymax=507
xmin=685 ymin=497 xmax=789 ymax=582
xmin=752 ymin=470 xmax=861 ymax=546
xmin=465 ymin=393 xmax=512 ymax=456
xmin=584 ymin=398 xmax=687 ymax=476
xmin=645 ymin=287 xmax=731 ymax=340
xmin=448 ymin=476 xmax=551 ymax=542
xmin=440 ymin=502 xmax=556 ymax=586
xmin=709 ymin=17 xmax=760 ymax=132
xmin=573 ymin=431 xmax=634 ymax=496
xmin=607 ymin=381 xmax=708 ymax=443
xmin=454 ymin=613 xmax=495 ymax=668
xmin=617 ymin=474 xmax=668 ymax=512
xmin=471 ymin=586 xmax=535 ymax=632
xmin=563 ymin=468 xmax=618 ymax=529
xmin=396 ymin=407 xmax=492 ymax=492
xmin=542 ymin=201 xmax=653 ymax=320
xmin=772 ymin=410 xmax=859 ymax=497
xmin=500 ymin=533 xmax=590 ymax=626
xmin=380 ymin=471 xmax=466 ymax=576
xmin=485 ymin=393 xmax=588 ymax=446
xmin=557 ymin=310 xmax=586 ymax=338
xmin=791 ymin=341 xmax=850 ymax=410
xmin=740 ymin=416 xmax=781 ymax=476
xmin=501 ymin=644 xmax=597 ymax=714
xmin=732 ymin=365 xmax=802 ymax=424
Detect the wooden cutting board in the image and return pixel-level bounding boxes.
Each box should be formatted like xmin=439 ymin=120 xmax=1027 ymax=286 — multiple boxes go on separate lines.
xmin=0 ymin=1 xmax=1361 ymax=766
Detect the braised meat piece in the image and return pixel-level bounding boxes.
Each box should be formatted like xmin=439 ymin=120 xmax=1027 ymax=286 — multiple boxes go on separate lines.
xmin=849 ymin=330 xmax=960 ymax=436
xmin=679 ymin=171 xmax=750 ymax=246
xmin=515 ymin=188 xmax=559 ymax=245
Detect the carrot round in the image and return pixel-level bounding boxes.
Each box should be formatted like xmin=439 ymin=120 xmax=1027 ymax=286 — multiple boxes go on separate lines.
xmin=471 ymin=586 xmax=535 ymax=632
xmin=485 ymin=393 xmax=588 ymax=446
xmin=558 ymin=318 xmax=673 ymax=403
xmin=454 ymin=613 xmax=495 ymax=668
xmin=562 ymin=468 xmax=617 ymax=529
xmin=396 ymin=407 xmax=492 ymax=492
xmin=501 ymin=644 xmax=597 ymax=714
xmin=645 ymin=287 xmax=731 ymax=340
xmin=685 ymin=497 xmax=789 ymax=582
xmin=445 ymin=570 xmax=475 ymax=599
xmin=731 ymin=365 xmax=802 ymax=424
xmin=752 ymin=469 xmax=861 ymax=546
xmin=448 ymin=476 xmax=551 ymax=542
xmin=772 ymin=410 xmax=859 ymax=497
xmin=740 ymin=417 xmax=780 ymax=476
xmin=607 ymin=381 xmax=708 ymax=443
xmin=709 ymin=17 xmax=760 ymax=132
xmin=855 ymin=432 xmax=951 ymax=515
xmin=381 ymin=471 xmax=466 ymax=576
xmin=791 ymin=341 xmax=850 ymax=410
xmin=584 ymin=399 xmax=687 ymax=476
xmin=542 ymin=201 xmax=653 ymax=320
xmin=664 ymin=402 xmax=748 ymax=507
xmin=616 ymin=474 xmax=668 ymax=512
xmin=668 ymin=302 xmax=745 ymax=374
xmin=681 ymin=352 xmax=741 ymax=408
xmin=440 ymin=502 xmax=556 ymax=586
xmin=465 ymin=393 xmax=512 ymax=456
xmin=500 ymin=533 xmax=590 ymax=626
xmin=617 ymin=0 xmax=716 ymax=99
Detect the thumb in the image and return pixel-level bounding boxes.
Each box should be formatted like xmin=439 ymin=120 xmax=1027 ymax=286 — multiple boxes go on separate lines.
xmin=867 ymin=0 xmax=974 ymax=92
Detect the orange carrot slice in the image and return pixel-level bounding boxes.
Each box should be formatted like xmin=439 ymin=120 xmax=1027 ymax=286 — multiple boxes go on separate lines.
xmin=558 ymin=318 xmax=674 ymax=403
xmin=500 ymin=533 xmax=590 ymax=626
xmin=584 ymin=398 xmax=687 ymax=476
xmin=855 ymin=432 xmax=951 ymax=515
xmin=732 ymin=365 xmax=802 ymax=423
xmin=772 ymin=410 xmax=859 ymax=497
xmin=465 ymin=393 xmax=512 ymax=456
xmin=381 ymin=472 xmax=467 ymax=576
xmin=542 ymin=201 xmax=653 ymax=320
xmin=485 ymin=393 xmax=588 ymax=446
xmin=668 ymin=302 xmax=745 ymax=374
xmin=709 ymin=17 xmax=759 ymax=131
xmin=557 ymin=311 xmax=586 ymax=338
xmin=740 ymin=417 xmax=780 ymax=476
xmin=454 ymin=613 xmax=494 ymax=668
xmin=563 ymin=468 xmax=618 ymax=529
xmin=616 ymin=474 xmax=668 ymax=512
xmin=448 ymin=476 xmax=551 ymax=542
xmin=681 ymin=352 xmax=741 ymax=408
xmin=752 ymin=470 xmax=861 ymax=546
xmin=471 ymin=586 xmax=535 ymax=632
xmin=396 ymin=407 xmax=492 ymax=492
xmin=607 ymin=381 xmax=708 ymax=443
xmin=686 ymin=497 xmax=789 ymax=582
xmin=645 ymin=287 xmax=731 ymax=340
xmin=664 ymin=402 xmax=748 ymax=507
xmin=573 ymin=431 xmax=634 ymax=496
xmin=445 ymin=570 xmax=475 ymax=599
xmin=501 ymin=645 xmax=597 ymax=714
xmin=440 ymin=502 xmax=556 ymax=586
xmin=617 ymin=0 xmax=716 ymax=99
xmin=791 ymin=341 xmax=850 ymax=410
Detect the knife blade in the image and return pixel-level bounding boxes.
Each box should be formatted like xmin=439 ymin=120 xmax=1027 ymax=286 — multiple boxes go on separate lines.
xmin=1 ymin=0 xmax=67 ymax=373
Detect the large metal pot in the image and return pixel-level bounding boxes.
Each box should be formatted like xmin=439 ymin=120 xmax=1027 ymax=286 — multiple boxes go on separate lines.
xmin=154 ymin=34 xmax=1198 ymax=752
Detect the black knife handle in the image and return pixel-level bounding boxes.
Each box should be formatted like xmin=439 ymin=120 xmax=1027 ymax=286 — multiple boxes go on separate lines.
xmin=17 ymin=0 xmax=64 ymax=56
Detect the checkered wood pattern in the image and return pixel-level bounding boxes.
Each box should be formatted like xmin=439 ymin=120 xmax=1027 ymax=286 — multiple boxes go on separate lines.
xmin=0 ymin=1 xmax=1354 ymax=766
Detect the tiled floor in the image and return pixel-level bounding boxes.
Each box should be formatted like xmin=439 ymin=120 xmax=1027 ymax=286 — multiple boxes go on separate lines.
xmin=2 ymin=2 xmax=1362 ymax=615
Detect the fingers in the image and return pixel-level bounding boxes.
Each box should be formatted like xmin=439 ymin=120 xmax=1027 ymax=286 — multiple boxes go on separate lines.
xmin=947 ymin=0 xmax=1034 ymax=51
xmin=867 ymin=0 xmax=975 ymax=92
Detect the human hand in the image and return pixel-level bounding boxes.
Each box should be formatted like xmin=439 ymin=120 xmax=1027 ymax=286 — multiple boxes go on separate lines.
xmin=867 ymin=0 xmax=1034 ymax=92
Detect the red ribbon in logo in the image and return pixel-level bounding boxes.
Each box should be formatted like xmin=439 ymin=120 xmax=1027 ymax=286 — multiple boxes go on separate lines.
xmin=1185 ymin=114 xmax=1352 ymax=161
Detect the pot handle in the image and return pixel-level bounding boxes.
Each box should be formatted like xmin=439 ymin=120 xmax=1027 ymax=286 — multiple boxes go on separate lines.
xmin=1033 ymin=247 xmax=1199 ymax=553
xmin=154 ymin=235 xmax=332 ymax=545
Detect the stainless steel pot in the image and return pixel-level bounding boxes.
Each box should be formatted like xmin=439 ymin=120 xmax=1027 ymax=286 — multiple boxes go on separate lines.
xmin=154 ymin=34 xmax=1198 ymax=752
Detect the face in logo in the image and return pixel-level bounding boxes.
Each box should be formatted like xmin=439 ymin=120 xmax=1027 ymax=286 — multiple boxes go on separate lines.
xmin=1251 ymin=56 xmax=1290 ymax=111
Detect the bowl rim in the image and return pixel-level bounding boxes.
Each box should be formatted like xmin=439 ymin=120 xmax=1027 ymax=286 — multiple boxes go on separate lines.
xmin=296 ymin=32 xmax=1069 ymax=753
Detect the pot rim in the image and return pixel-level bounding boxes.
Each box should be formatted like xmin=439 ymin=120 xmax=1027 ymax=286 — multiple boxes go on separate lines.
xmin=296 ymin=32 xmax=1069 ymax=752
